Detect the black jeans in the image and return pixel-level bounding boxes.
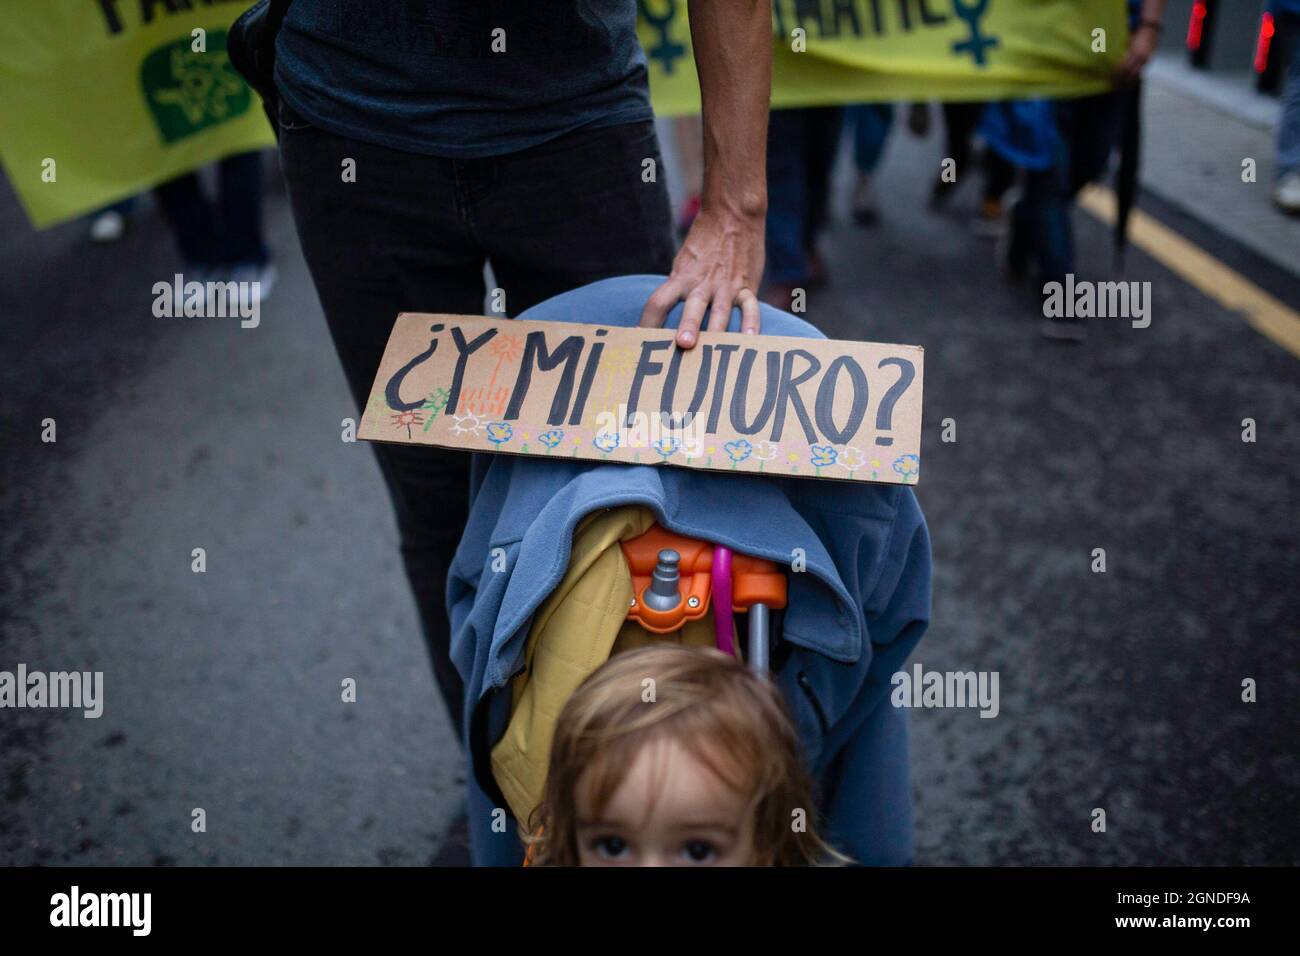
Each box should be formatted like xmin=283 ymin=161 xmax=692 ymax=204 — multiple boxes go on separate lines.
xmin=277 ymin=103 xmax=675 ymax=741
xmin=939 ymin=102 xmax=1015 ymax=202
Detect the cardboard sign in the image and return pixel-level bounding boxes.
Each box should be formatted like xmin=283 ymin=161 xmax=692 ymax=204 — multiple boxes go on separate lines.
xmin=358 ymin=315 xmax=923 ymax=485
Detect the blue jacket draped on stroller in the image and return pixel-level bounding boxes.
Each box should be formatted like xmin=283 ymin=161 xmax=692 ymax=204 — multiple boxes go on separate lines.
xmin=447 ymin=276 xmax=932 ymax=865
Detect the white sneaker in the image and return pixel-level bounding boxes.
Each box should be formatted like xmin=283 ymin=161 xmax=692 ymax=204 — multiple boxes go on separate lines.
xmin=89 ymin=210 xmax=125 ymax=243
xmin=1275 ymin=172 xmax=1300 ymax=214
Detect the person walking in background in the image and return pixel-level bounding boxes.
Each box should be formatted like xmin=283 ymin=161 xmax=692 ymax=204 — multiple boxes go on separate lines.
xmin=1274 ymin=0 xmax=1300 ymax=213
xmin=929 ymin=102 xmax=1016 ymax=236
xmin=761 ymin=106 xmax=842 ymax=306
xmin=153 ymin=151 xmax=276 ymax=300
xmin=998 ymin=0 xmax=1167 ymax=341
xmin=847 ymin=104 xmax=893 ymax=225
xmin=930 ymin=103 xmax=979 ymax=210
xmin=83 ymin=152 xmax=275 ymax=302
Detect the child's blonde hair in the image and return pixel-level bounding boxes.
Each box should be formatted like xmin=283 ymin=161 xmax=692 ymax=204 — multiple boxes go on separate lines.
xmin=527 ymin=643 xmax=846 ymax=866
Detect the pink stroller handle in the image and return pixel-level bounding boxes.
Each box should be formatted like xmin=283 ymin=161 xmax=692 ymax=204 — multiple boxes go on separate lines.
xmin=711 ymin=545 xmax=736 ymax=656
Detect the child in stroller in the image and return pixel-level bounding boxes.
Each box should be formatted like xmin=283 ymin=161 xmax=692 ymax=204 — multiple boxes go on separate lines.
xmin=526 ymin=643 xmax=844 ymax=866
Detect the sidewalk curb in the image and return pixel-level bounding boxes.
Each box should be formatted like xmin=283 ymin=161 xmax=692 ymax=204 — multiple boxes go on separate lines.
xmin=1147 ymin=58 xmax=1279 ymax=131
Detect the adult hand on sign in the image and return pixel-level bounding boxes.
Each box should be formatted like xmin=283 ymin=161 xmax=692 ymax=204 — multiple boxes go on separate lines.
xmin=639 ymin=0 xmax=772 ymax=349
xmin=641 ymin=205 xmax=766 ymax=348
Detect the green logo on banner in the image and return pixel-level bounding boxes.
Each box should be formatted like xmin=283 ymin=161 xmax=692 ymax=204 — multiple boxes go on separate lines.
xmin=639 ymin=0 xmax=687 ymax=74
xmin=951 ymin=0 xmax=1000 ymax=67
xmin=141 ymin=30 xmax=250 ymax=143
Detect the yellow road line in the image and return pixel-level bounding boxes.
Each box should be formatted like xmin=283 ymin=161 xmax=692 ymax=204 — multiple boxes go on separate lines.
xmin=1079 ymin=184 xmax=1300 ymax=359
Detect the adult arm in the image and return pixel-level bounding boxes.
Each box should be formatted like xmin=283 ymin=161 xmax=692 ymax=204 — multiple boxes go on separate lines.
xmin=640 ymin=0 xmax=771 ymax=347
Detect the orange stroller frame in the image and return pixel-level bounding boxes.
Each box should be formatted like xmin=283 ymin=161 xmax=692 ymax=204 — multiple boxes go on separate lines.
xmin=620 ymin=524 xmax=788 ymax=672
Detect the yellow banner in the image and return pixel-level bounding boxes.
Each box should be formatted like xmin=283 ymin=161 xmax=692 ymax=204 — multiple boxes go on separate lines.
xmin=0 ymin=1 xmax=273 ymax=229
xmin=640 ymin=0 xmax=1129 ymax=116
xmin=1 ymin=1 xmax=1127 ymax=228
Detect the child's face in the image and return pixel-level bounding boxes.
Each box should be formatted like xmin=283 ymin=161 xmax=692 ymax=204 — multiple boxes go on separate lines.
xmin=574 ymin=737 xmax=756 ymax=866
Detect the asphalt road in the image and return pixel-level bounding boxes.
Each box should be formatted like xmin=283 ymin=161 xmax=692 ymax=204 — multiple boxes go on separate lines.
xmin=2 ymin=112 xmax=1297 ymax=865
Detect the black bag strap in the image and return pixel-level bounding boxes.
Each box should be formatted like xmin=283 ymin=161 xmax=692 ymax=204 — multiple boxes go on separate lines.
xmin=229 ymin=0 xmax=294 ymax=137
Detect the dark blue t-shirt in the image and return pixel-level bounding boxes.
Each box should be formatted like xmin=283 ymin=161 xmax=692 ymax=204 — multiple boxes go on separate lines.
xmin=274 ymin=1 xmax=654 ymax=158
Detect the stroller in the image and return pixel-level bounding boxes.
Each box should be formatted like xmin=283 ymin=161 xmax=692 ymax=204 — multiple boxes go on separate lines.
xmin=447 ymin=274 xmax=932 ymax=867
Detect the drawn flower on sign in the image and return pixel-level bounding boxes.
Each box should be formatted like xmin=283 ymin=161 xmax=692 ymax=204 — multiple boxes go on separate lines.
xmin=489 ymin=334 xmax=524 ymax=364
xmin=810 ymin=445 xmax=838 ymax=468
xmin=593 ymin=431 xmax=620 ymax=455
xmin=485 ymin=422 xmax=513 ymax=445
xmin=391 ymin=409 xmax=425 ymax=439
xmin=892 ymin=454 xmax=920 ymax=481
xmin=680 ymin=437 xmax=704 ymax=460
xmin=539 ymin=429 xmax=564 ymax=452
xmin=724 ymin=439 xmax=752 ymax=468
xmin=421 ymin=387 xmax=452 ymax=432
xmin=594 ymin=346 xmax=639 ymax=426
xmin=753 ymin=440 xmax=779 ymax=472
xmin=421 ymin=388 xmax=450 ymax=415
xmin=810 ymin=444 xmax=838 ymax=477
xmin=450 ymin=412 xmax=484 ymax=436
xmin=838 ymin=446 xmax=865 ymax=475
xmin=652 ymin=437 xmax=680 ymax=461
xmin=602 ymin=346 xmax=638 ymax=376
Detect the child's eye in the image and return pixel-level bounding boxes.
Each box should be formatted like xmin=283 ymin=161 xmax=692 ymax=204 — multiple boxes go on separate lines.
xmin=593 ymin=835 xmax=629 ymax=860
xmin=682 ymin=840 xmax=719 ymax=864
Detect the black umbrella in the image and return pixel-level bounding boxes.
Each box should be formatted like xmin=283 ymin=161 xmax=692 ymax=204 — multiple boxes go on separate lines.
xmin=1113 ymin=77 xmax=1143 ymax=273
